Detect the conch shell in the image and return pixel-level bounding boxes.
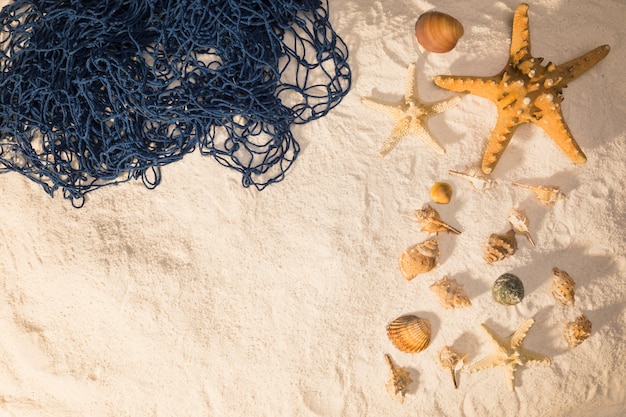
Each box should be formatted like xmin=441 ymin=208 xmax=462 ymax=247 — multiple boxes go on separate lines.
xmin=564 ymin=314 xmax=591 ymax=348
xmin=384 ymin=354 xmax=413 ymax=403
xmin=415 ymin=11 xmax=464 ymax=53
xmin=430 ymin=182 xmax=453 ymax=204
xmin=429 ymin=275 xmax=471 ymax=309
xmin=449 ymin=167 xmax=497 ymax=191
xmin=551 ymin=267 xmax=575 ymax=306
xmin=439 ymin=346 xmax=467 ymax=389
xmin=485 ymin=229 xmax=518 ymax=263
xmin=414 ymin=204 xmax=461 ymax=235
xmin=507 ymin=208 xmax=535 ymax=247
xmin=513 ymin=182 xmax=566 ymax=207
xmin=387 ymin=314 xmax=432 ymax=353
xmin=399 ymin=237 xmax=439 ymax=280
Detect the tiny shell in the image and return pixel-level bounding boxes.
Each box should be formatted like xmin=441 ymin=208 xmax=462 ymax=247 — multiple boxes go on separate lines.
xmin=551 ymin=267 xmax=575 ymax=306
xmin=387 ymin=314 xmax=432 ymax=353
xmin=399 ymin=237 xmax=439 ymax=281
xmin=384 ymin=354 xmax=413 ymax=403
xmin=513 ymin=182 xmax=567 ymax=207
xmin=414 ymin=204 xmax=461 ymax=235
xmin=507 ymin=208 xmax=535 ymax=247
xmin=564 ymin=314 xmax=591 ymax=348
xmin=429 ymin=275 xmax=472 ymax=309
xmin=492 ymin=273 xmax=524 ymax=306
xmin=415 ymin=11 xmax=464 ymax=53
xmin=449 ymin=167 xmax=497 ymax=191
xmin=439 ymin=346 xmax=467 ymax=389
xmin=430 ymin=182 xmax=453 ymax=204
xmin=485 ymin=229 xmax=518 ymax=263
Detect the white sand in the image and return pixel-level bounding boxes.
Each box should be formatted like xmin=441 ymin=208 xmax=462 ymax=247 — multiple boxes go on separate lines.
xmin=0 ymin=0 xmax=625 ymax=416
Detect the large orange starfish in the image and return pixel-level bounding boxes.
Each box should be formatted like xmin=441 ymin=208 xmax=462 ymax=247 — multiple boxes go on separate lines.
xmin=434 ymin=3 xmax=610 ymax=174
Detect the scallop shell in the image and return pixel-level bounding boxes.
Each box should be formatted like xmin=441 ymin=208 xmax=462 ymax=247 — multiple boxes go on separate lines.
xmin=415 ymin=11 xmax=464 ymax=53
xmin=399 ymin=237 xmax=439 ymax=281
xmin=564 ymin=314 xmax=591 ymax=348
xmin=414 ymin=204 xmax=461 ymax=235
xmin=430 ymin=182 xmax=453 ymax=204
xmin=507 ymin=208 xmax=535 ymax=247
xmin=429 ymin=275 xmax=472 ymax=309
xmin=485 ymin=229 xmax=518 ymax=263
xmin=449 ymin=167 xmax=497 ymax=191
xmin=384 ymin=354 xmax=413 ymax=403
xmin=551 ymin=267 xmax=575 ymax=306
xmin=513 ymin=182 xmax=567 ymax=207
xmin=387 ymin=315 xmax=432 ymax=353
xmin=492 ymin=273 xmax=524 ymax=306
xmin=439 ymin=346 xmax=467 ymax=389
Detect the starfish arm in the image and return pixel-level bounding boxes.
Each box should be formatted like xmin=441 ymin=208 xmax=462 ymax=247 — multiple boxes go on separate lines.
xmin=510 ymin=317 xmax=535 ymax=348
xmin=427 ymin=95 xmax=461 ymax=114
xmin=434 ymin=75 xmax=501 ymax=101
xmin=361 ymin=96 xmax=403 ymax=118
xmin=481 ymin=111 xmax=521 ymax=174
xmin=552 ymin=45 xmax=610 ymax=88
xmin=518 ymin=347 xmax=552 ymax=365
xmin=510 ymin=3 xmax=532 ymax=65
xmin=405 ymin=63 xmax=418 ymax=104
xmin=480 ymin=323 xmax=510 ymax=348
xmin=379 ymin=119 xmax=411 ymax=157
xmin=532 ymin=94 xmax=587 ymax=164
xmin=467 ymin=355 xmax=504 ymax=374
xmin=409 ymin=120 xmax=445 ymax=154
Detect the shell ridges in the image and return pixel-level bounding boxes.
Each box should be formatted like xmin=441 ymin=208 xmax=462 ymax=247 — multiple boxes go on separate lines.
xmin=387 ymin=315 xmax=432 ymax=354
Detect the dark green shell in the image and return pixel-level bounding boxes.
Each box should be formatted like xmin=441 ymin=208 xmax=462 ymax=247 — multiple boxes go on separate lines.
xmin=492 ymin=273 xmax=524 ymax=306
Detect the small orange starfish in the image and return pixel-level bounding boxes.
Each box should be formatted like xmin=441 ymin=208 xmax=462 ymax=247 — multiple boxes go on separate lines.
xmin=434 ymin=3 xmax=610 ymax=174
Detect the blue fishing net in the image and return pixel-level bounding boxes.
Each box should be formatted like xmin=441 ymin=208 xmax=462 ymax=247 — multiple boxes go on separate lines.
xmin=0 ymin=0 xmax=351 ymax=207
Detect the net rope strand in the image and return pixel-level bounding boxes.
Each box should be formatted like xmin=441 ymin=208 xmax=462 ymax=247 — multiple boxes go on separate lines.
xmin=0 ymin=0 xmax=351 ymax=207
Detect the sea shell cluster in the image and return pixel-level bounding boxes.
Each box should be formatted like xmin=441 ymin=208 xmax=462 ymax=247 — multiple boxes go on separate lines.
xmin=415 ymin=11 xmax=464 ymax=53
xmin=387 ymin=315 xmax=432 ymax=354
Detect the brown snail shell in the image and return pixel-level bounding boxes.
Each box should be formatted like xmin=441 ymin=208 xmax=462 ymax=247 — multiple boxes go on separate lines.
xmin=399 ymin=237 xmax=439 ymax=281
xmin=551 ymin=267 xmax=575 ymax=306
xmin=564 ymin=314 xmax=591 ymax=348
xmin=386 ymin=314 xmax=432 ymax=353
xmin=415 ymin=11 xmax=464 ymax=53
xmin=484 ymin=229 xmax=518 ymax=264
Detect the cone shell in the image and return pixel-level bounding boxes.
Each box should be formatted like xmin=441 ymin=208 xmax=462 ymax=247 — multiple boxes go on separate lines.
xmin=551 ymin=267 xmax=575 ymax=306
xmin=564 ymin=314 xmax=591 ymax=348
xmin=384 ymin=354 xmax=413 ymax=403
xmin=429 ymin=275 xmax=472 ymax=309
xmin=492 ymin=273 xmax=524 ymax=306
xmin=387 ymin=315 xmax=432 ymax=353
xmin=399 ymin=237 xmax=439 ymax=281
xmin=485 ymin=229 xmax=518 ymax=263
xmin=430 ymin=182 xmax=453 ymax=204
xmin=415 ymin=11 xmax=464 ymax=53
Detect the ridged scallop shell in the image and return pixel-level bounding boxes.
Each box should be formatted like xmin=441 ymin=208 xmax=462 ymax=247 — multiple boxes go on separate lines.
xmin=507 ymin=208 xmax=535 ymax=247
xmin=564 ymin=314 xmax=591 ymax=348
xmin=513 ymin=182 xmax=567 ymax=207
xmin=399 ymin=237 xmax=439 ymax=281
xmin=551 ymin=267 xmax=575 ymax=306
xmin=429 ymin=275 xmax=472 ymax=309
xmin=384 ymin=354 xmax=413 ymax=403
xmin=485 ymin=229 xmax=518 ymax=263
xmin=430 ymin=182 xmax=453 ymax=204
xmin=439 ymin=346 xmax=467 ymax=389
xmin=415 ymin=11 xmax=464 ymax=53
xmin=414 ymin=204 xmax=461 ymax=235
xmin=492 ymin=273 xmax=524 ymax=306
xmin=387 ymin=315 xmax=432 ymax=353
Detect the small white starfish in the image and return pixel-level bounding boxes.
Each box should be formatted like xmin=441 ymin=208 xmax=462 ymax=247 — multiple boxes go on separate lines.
xmin=361 ymin=63 xmax=460 ymax=157
xmin=468 ymin=317 xmax=551 ymax=392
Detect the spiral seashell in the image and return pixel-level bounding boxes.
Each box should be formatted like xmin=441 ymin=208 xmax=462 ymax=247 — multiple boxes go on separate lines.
xmin=414 ymin=204 xmax=461 ymax=235
xmin=551 ymin=267 xmax=575 ymax=306
xmin=415 ymin=11 xmax=464 ymax=53
xmin=449 ymin=167 xmax=497 ymax=191
xmin=507 ymin=208 xmax=535 ymax=247
xmin=512 ymin=182 xmax=567 ymax=207
xmin=429 ymin=275 xmax=472 ymax=309
xmin=439 ymin=346 xmax=467 ymax=389
xmin=492 ymin=273 xmax=524 ymax=306
xmin=564 ymin=314 xmax=591 ymax=348
xmin=399 ymin=237 xmax=439 ymax=281
xmin=384 ymin=354 xmax=413 ymax=403
xmin=485 ymin=229 xmax=518 ymax=264
xmin=430 ymin=182 xmax=453 ymax=204
xmin=387 ymin=315 xmax=432 ymax=353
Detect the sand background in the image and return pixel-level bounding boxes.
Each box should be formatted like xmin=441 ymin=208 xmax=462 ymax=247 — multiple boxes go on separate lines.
xmin=0 ymin=0 xmax=625 ymax=416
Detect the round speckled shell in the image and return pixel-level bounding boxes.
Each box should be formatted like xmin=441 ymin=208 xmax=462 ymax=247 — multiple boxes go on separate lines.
xmin=492 ymin=273 xmax=524 ymax=306
xmin=386 ymin=315 xmax=432 ymax=353
xmin=564 ymin=314 xmax=591 ymax=348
